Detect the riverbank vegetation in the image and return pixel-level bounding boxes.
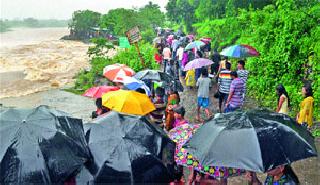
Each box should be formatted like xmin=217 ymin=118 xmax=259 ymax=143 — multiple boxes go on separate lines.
xmin=67 ymin=2 xmax=165 ymax=42
xmin=70 ymin=0 xmax=319 ymax=120
xmin=70 ymin=40 xmax=159 ymax=94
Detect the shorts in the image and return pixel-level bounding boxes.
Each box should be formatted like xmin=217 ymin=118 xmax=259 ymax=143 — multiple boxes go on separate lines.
xmin=198 ymin=97 xmax=210 ymax=108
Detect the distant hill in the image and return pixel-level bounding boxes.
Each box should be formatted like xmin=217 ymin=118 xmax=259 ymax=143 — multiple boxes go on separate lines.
xmin=0 ymin=18 xmax=69 ymax=32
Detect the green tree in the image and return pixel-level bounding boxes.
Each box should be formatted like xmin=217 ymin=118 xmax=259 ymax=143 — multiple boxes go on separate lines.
xmin=138 ymin=2 xmax=165 ymax=29
xmin=100 ymin=8 xmax=139 ymax=36
xmin=69 ymin=10 xmax=101 ymax=35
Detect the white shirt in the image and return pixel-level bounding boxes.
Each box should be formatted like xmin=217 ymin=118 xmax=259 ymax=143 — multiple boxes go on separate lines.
xmin=177 ymin=47 xmax=184 ymax=61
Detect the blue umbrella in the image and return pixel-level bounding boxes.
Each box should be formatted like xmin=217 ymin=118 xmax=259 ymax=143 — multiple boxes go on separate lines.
xmin=120 ymin=76 xmax=151 ymax=96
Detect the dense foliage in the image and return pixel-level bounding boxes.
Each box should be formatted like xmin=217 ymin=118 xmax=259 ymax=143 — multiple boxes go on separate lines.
xmin=100 ymin=2 xmax=165 ymax=42
xmin=193 ymin=0 xmax=320 ymax=119
xmin=69 ymin=10 xmax=101 ymax=34
xmin=72 ymin=41 xmax=159 ymax=93
xmin=165 ymin=0 xmax=273 ymax=32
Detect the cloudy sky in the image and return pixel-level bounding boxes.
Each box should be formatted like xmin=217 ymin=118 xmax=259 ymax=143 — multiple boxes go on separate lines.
xmin=1 ymin=0 xmax=169 ymax=20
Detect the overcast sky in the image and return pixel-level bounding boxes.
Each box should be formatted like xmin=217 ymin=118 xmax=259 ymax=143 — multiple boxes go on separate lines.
xmin=1 ymin=0 xmax=169 ymax=20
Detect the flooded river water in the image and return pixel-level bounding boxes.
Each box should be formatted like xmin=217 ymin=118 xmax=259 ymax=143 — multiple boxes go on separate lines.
xmin=0 ymin=27 xmax=94 ymax=120
xmin=0 ymin=27 xmax=90 ymax=98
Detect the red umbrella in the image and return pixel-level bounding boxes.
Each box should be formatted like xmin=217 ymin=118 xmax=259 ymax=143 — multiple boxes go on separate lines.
xmin=83 ymin=86 xmax=119 ymax=98
xmin=103 ymin=63 xmax=135 ymax=81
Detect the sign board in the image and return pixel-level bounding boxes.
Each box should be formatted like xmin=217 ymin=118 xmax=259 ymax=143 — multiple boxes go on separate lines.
xmin=125 ymin=26 xmax=142 ymax=44
xmin=119 ymin=37 xmax=130 ymax=48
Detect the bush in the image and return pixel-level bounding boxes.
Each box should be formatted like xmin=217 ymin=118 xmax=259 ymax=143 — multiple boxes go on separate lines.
xmin=193 ymin=0 xmax=320 ymax=120
xmin=71 ymin=42 xmax=159 ymax=94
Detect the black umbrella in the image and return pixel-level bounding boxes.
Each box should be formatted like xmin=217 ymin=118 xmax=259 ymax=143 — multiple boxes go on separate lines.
xmin=84 ymin=111 xmax=175 ymax=184
xmin=184 ymin=109 xmax=317 ymax=173
xmin=0 ymin=105 xmax=90 ymax=184
xmin=134 ymin=69 xmax=173 ymax=83
xmin=162 ymin=79 xmax=184 ymax=92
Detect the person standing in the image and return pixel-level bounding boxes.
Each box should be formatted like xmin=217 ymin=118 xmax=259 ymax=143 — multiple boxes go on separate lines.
xmin=162 ymin=44 xmax=171 ymax=72
xmin=150 ymin=87 xmax=166 ymax=128
xmin=176 ymin=45 xmax=185 ymax=77
xmin=276 ymin=84 xmax=290 ymax=115
xmin=195 ymin=51 xmax=203 ymax=82
xmin=225 ymin=71 xmax=245 ymax=113
xmin=171 ymin=36 xmax=179 ymax=60
xmin=185 ymin=69 xmax=196 ymax=89
xmin=218 ymin=62 xmax=232 ymax=113
xmin=296 ymin=84 xmax=314 ymax=128
xmin=218 ymin=56 xmax=231 ymax=73
xmin=196 ymin=69 xmax=212 ymax=122
xmin=165 ymin=91 xmax=180 ymax=131
xmin=210 ymin=48 xmax=221 ymax=75
xmin=237 ymin=60 xmax=249 ymax=98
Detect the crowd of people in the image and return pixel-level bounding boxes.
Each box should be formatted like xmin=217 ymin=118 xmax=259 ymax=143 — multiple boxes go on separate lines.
xmin=153 ymin=31 xmax=315 ymax=129
xmin=89 ymin=30 xmax=315 ymax=185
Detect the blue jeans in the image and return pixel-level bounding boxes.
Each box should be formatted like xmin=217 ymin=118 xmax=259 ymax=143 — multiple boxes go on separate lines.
xmin=224 ymin=104 xmax=239 ymax=113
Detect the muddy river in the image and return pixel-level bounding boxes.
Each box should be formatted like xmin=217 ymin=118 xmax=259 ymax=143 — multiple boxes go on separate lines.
xmin=0 ymin=27 xmax=95 ymax=120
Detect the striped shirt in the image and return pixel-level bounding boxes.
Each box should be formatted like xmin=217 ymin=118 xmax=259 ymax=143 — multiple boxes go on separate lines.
xmin=229 ymin=78 xmax=245 ymax=108
xmin=237 ymin=70 xmax=249 ymax=91
xmin=218 ymin=70 xmax=232 ymax=94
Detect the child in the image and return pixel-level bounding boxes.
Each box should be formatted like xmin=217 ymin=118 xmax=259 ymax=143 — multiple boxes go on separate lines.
xmin=185 ymin=69 xmax=196 ymax=89
xmin=172 ymin=106 xmax=188 ymax=128
xmin=196 ymin=69 xmax=212 ymax=122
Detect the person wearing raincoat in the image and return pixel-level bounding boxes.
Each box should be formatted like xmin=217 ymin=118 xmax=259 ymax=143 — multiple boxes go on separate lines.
xmin=185 ymin=69 xmax=196 ymax=89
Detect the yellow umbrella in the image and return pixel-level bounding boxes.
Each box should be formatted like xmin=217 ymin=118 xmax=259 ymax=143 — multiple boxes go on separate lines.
xmin=102 ymin=89 xmax=156 ymax=115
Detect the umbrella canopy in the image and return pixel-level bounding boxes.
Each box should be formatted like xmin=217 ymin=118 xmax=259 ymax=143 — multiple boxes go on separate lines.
xmin=0 ymin=106 xmax=90 ymax=184
xmin=183 ymin=58 xmax=213 ymax=71
xmin=103 ymin=63 xmax=135 ymax=81
xmin=185 ymin=41 xmax=205 ymax=50
xmin=84 ymin=111 xmax=175 ymax=183
xmin=220 ymin=44 xmax=260 ymax=58
xmin=134 ymin=70 xmax=173 ymax=83
xmin=118 ymin=76 xmax=151 ymax=96
xmin=82 ymin=86 xmax=120 ymax=98
xmin=168 ymin=124 xmax=244 ymax=179
xmin=184 ymin=109 xmax=317 ymax=173
xmin=101 ymin=89 xmax=155 ymax=115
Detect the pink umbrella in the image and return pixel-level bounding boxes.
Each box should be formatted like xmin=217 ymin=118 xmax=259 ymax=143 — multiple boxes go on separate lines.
xmin=183 ymin=58 xmax=213 ymax=71
xmin=83 ymin=86 xmax=119 ymax=98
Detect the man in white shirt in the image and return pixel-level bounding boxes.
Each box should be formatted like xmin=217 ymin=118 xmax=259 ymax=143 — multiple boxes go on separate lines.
xmin=176 ymin=45 xmax=185 ymax=77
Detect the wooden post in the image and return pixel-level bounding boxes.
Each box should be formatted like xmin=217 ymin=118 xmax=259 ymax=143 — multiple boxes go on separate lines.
xmin=134 ymin=42 xmax=145 ymax=66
